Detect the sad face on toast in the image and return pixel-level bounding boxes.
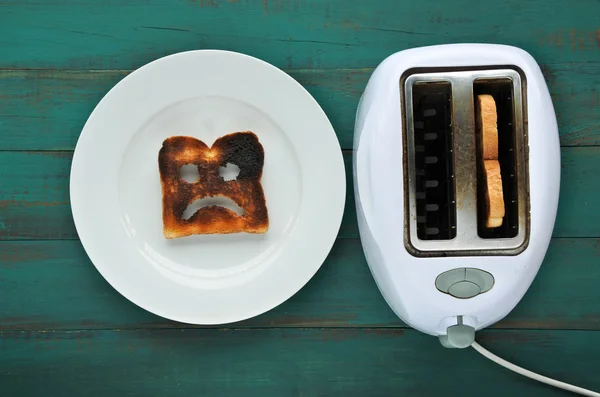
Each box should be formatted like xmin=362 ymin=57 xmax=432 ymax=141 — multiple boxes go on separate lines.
xmin=158 ymin=132 xmax=269 ymax=239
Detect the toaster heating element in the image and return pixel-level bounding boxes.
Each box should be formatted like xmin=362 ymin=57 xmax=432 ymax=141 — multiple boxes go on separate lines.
xmin=353 ymin=44 xmax=560 ymax=349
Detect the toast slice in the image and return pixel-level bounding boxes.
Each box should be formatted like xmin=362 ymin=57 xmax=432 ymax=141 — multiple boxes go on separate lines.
xmin=476 ymin=94 xmax=499 ymax=160
xmin=483 ymin=160 xmax=505 ymax=228
xmin=477 ymin=94 xmax=504 ymax=228
xmin=158 ymin=132 xmax=269 ymax=238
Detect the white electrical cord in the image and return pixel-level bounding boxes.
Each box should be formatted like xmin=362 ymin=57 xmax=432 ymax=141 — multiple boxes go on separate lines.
xmin=471 ymin=341 xmax=600 ymax=396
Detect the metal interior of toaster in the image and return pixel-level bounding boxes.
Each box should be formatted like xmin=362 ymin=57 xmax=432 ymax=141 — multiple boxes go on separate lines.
xmin=402 ymin=68 xmax=530 ymax=257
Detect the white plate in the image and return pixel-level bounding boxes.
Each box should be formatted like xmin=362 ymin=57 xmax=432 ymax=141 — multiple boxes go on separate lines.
xmin=70 ymin=50 xmax=346 ymax=325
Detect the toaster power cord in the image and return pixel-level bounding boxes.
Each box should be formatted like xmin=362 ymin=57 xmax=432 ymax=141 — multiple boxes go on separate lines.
xmin=471 ymin=341 xmax=600 ymax=396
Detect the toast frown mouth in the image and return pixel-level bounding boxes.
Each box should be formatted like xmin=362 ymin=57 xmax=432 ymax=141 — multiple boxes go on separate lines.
xmin=182 ymin=196 xmax=245 ymax=220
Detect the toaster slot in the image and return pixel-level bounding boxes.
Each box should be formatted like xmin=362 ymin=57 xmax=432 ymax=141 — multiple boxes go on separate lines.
xmin=411 ymin=82 xmax=456 ymax=240
xmin=474 ymin=79 xmax=519 ymax=239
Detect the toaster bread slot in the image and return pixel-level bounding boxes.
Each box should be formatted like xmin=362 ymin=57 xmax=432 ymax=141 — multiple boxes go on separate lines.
xmin=411 ymin=82 xmax=456 ymax=240
xmin=474 ymin=79 xmax=519 ymax=239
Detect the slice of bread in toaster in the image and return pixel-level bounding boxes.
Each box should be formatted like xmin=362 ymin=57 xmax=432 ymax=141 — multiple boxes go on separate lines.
xmin=477 ymin=94 xmax=504 ymax=228
xmin=483 ymin=160 xmax=505 ymax=228
xmin=158 ymin=132 xmax=269 ymax=238
xmin=476 ymin=94 xmax=499 ymax=160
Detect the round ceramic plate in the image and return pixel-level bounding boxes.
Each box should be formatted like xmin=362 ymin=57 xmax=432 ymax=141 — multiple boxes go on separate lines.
xmin=70 ymin=50 xmax=345 ymax=325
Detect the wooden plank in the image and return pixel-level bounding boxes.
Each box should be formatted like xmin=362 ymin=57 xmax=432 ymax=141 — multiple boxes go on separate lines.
xmin=1 ymin=0 xmax=600 ymax=70
xmin=0 ymin=68 xmax=367 ymax=151
xmin=0 ymin=70 xmax=126 ymax=151
xmin=0 ymin=64 xmax=599 ymax=150
xmin=0 ymin=151 xmax=356 ymax=239
xmin=547 ymin=62 xmax=600 ymax=146
xmin=0 ymin=148 xmax=598 ymax=240
xmin=0 ymin=151 xmax=75 ymax=239
xmin=1 ymin=238 xmax=600 ymax=330
xmin=1 ymin=328 xmax=599 ymax=397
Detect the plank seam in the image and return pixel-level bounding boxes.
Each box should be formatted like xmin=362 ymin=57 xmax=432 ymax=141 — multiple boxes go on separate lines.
xmin=0 ymin=61 xmax=598 ymax=73
xmin=2 ymin=144 xmax=600 ymax=154
xmin=0 ymin=67 xmax=376 ymax=73
xmin=1 ymin=326 xmax=598 ymax=333
xmin=0 ymin=236 xmax=598 ymax=243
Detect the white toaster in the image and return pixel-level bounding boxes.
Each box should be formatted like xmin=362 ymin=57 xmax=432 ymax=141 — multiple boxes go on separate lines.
xmin=353 ymin=44 xmax=561 ymax=348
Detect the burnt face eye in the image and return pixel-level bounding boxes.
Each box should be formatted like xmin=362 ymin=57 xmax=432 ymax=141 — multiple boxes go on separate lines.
xmin=219 ymin=162 xmax=240 ymax=181
xmin=179 ymin=164 xmax=200 ymax=183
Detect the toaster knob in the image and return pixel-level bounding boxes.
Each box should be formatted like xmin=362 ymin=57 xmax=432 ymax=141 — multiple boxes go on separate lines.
xmin=448 ymin=281 xmax=481 ymax=299
xmin=435 ymin=267 xmax=495 ymax=298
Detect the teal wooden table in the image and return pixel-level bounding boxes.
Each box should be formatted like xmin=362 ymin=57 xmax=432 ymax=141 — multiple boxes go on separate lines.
xmin=2 ymin=1 xmax=600 ymax=395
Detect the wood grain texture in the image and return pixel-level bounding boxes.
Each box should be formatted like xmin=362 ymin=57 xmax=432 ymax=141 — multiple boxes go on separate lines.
xmin=0 ymin=68 xmax=367 ymax=151
xmin=0 ymin=64 xmax=599 ymax=150
xmin=1 ymin=1 xmax=599 ymax=395
xmin=1 ymin=328 xmax=599 ymax=397
xmin=1 ymin=0 xmax=600 ymax=70
xmin=0 ymin=148 xmax=598 ymax=240
xmin=0 ymin=151 xmax=75 ymax=239
xmin=1 ymin=238 xmax=600 ymax=331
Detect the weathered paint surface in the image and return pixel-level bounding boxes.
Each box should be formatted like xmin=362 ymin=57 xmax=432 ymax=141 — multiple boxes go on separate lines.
xmin=0 ymin=66 xmax=598 ymax=150
xmin=1 ymin=238 xmax=600 ymax=331
xmin=1 ymin=1 xmax=600 ymax=395
xmin=1 ymin=328 xmax=599 ymax=396
xmin=1 ymin=0 xmax=600 ymax=70
xmin=1 ymin=149 xmax=599 ymax=239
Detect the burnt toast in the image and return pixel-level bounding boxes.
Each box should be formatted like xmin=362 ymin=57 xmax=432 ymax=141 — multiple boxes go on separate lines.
xmin=158 ymin=132 xmax=268 ymax=238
